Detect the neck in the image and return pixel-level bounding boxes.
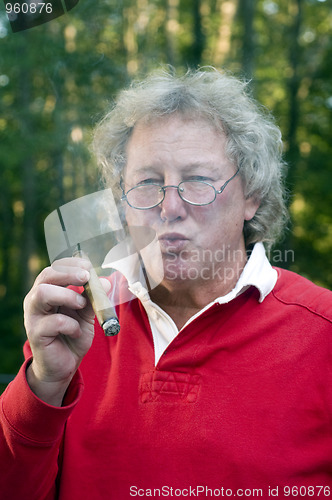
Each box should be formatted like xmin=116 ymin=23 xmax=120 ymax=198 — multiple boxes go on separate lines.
xmin=149 ymin=256 xmax=247 ymax=329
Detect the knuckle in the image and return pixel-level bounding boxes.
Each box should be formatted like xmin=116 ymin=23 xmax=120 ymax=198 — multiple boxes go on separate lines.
xmin=24 ymin=283 xmax=47 ymax=314
xmin=71 ymin=322 xmax=82 ymax=339
xmin=35 ymin=266 xmax=53 ymax=285
xmin=39 ymin=266 xmax=52 ymax=282
xmin=54 ymin=314 xmax=80 ymax=337
xmin=54 ymin=313 xmax=68 ymax=332
xmin=33 ymin=283 xmax=49 ymax=304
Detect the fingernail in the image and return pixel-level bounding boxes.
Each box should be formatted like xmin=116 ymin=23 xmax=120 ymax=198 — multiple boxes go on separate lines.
xmin=77 ymin=294 xmax=87 ymax=307
xmin=78 ymin=270 xmax=89 ymax=283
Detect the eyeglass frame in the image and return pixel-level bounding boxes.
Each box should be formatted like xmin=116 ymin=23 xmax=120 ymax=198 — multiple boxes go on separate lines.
xmin=120 ymin=168 xmax=240 ymax=210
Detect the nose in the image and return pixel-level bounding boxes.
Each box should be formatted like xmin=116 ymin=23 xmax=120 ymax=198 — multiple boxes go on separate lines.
xmin=159 ymin=185 xmax=187 ymax=222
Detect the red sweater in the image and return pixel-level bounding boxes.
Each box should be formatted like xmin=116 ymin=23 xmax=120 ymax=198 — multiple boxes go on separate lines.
xmin=1 ymin=268 xmax=332 ymax=499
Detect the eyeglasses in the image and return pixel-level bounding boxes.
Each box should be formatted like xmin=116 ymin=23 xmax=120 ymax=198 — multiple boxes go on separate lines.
xmin=120 ymin=168 xmax=240 ymax=210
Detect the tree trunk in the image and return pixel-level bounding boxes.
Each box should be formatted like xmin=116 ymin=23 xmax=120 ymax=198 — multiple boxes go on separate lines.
xmin=165 ymin=0 xmax=179 ymax=66
xmin=238 ymin=0 xmax=256 ymax=79
xmin=287 ymin=0 xmax=302 ymax=192
xmin=192 ymin=0 xmax=205 ymax=66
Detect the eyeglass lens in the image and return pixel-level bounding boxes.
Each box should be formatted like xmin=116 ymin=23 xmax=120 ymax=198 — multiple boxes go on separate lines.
xmin=126 ymin=181 xmax=216 ymax=208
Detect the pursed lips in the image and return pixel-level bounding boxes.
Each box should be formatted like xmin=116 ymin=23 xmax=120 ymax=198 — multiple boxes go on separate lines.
xmin=158 ymin=233 xmax=189 ymax=252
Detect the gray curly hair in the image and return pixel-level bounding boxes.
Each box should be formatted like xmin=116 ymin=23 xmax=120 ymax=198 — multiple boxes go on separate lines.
xmin=92 ymin=67 xmax=288 ymax=249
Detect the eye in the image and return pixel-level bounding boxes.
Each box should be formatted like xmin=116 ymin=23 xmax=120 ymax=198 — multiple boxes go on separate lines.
xmin=186 ymin=175 xmax=214 ymax=183
xmin=138 ymin=178 xmax=162 ymax=186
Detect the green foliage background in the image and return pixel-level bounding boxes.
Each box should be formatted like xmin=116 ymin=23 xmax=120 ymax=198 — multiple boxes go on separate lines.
xmin=0 ymin=0 xmax=331 ymax=388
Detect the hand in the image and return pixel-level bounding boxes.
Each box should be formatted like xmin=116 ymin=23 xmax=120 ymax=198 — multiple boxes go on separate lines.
xmin=24 ymin=257 xmax=96 ymax=406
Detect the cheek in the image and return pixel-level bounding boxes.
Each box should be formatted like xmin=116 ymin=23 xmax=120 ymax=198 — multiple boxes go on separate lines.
xmin=196 ymin=196 xmax=246 ymax=235
xmin=191 ymin=196 xmax=234 ymax=221
xmin=125 ymin=206 xmax=157 ymax=227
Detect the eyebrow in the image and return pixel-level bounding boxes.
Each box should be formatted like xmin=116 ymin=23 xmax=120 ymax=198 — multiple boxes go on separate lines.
xmin=130 ymin=162 xmax=224 ymax=175
xmin=182 ymin=162 xmax=222 ymax=174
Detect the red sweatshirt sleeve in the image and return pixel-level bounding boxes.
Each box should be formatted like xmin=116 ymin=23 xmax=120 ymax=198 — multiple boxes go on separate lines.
xmin=0 ymin=346 xmax=84 ymax=500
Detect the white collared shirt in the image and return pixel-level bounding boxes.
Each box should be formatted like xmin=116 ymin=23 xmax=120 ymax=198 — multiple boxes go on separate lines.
xmin=103 ymin=242 xmax=277 ymax=365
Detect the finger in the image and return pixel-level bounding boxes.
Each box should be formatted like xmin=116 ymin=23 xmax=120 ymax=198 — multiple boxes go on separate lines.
xmin=51 ymin=256 xmax=92 ymax=274
xmin=35 ymin=312 xmax=85 ymax=342
xmin=62 ymin=300 xmax=95 ymax=325
xmin=35 ymin=265 xmax=90 ymax=288
xmin=31 ymin=284 xmax=88 ymax=315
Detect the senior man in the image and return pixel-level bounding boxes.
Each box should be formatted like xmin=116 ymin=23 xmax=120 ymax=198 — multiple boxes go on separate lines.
xmin=1 ymin=68 xmax=331 ymax=499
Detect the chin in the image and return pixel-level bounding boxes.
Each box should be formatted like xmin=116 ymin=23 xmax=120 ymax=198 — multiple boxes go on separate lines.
xmin=162 ymin=259 xmax=201 ymax=284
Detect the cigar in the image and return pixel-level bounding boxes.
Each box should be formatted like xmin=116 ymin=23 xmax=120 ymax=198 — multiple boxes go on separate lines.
xmin=74 ymin=247 xmax=120 ymax=336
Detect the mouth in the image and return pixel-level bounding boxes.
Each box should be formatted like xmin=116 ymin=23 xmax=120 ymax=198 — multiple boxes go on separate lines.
xmin=158 ymin=233 xmax=189 ymax=252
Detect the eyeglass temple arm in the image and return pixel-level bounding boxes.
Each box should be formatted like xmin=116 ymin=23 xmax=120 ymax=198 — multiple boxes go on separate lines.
xmin=120 ymin=177 xmax=126 ymax=198
xmin=216 ymin=168 xmax=240 ymax=194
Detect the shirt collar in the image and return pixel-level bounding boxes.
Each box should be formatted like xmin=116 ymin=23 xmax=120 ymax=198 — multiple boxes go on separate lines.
xmin=214 ymin=242 xmax=277 ymax=305
xmin=172 ymin=241 xmax=277 ymax=331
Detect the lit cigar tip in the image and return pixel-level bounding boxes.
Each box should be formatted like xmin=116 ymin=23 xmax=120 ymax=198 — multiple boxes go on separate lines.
xmin=103 ymin=317 xmax=120 ymax=336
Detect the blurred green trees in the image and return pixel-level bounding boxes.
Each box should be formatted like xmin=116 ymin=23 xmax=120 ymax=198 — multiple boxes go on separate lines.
xmin=0 ymin=0 xmax=331 ymax=384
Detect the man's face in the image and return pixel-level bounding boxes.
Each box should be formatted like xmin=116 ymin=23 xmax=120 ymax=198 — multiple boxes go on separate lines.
xmin=123 ymin=114 xmax=259 ymax=288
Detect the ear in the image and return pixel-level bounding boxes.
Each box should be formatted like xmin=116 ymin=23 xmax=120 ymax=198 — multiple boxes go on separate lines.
xmin=244 ymin=197 xmax=260 ymax=221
